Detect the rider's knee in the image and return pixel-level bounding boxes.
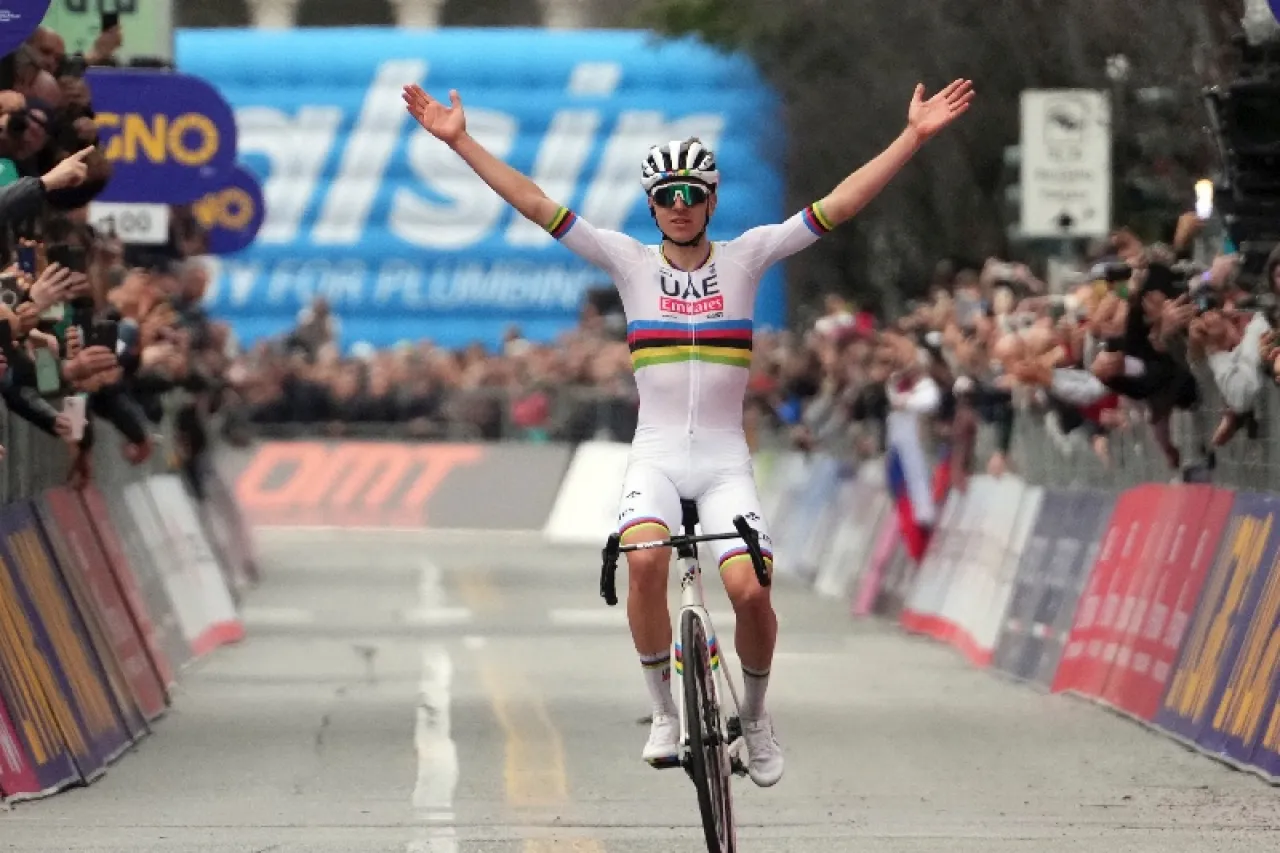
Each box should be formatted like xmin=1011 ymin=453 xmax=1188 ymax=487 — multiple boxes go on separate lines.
xmin=626 ymin=550 xmax=669 ymax=593
xmin=721 ymin=558 xmax=772 ymax=611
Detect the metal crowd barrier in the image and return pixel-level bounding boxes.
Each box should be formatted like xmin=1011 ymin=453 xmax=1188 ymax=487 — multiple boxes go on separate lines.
xmin=230 ymin=367 xmax=1280 ymax=496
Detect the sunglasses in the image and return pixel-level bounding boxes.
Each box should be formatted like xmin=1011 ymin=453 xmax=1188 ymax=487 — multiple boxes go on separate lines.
xmin=651 ymin=182 xmax=710 ymax=209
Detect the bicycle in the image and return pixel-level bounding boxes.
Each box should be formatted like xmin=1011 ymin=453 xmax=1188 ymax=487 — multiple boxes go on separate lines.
xmin=599 ymin=499 xmax=771 ymax=853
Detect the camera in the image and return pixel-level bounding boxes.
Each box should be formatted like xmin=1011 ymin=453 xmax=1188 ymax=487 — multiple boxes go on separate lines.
xmin=1091 ymin=261 xmax=1133 ymax=283
xmin=0 ymin=273 xmax=23 ymax=309
xmin=1193 ymin=288 xmax=1222 ymax=314
xmin=2 ymin=107 xmax=28 ymax=139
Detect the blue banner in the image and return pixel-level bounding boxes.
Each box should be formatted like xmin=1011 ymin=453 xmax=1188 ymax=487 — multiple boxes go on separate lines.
xmin=1155 ymin=493 xmax=1279 ymax=746
xmin=0 ymin=1 xmax=50 ymax=57
xmin=87 ymin=67 xmax=238 ymax=204
xmin=176 ymin=27 xmax=787 ymax=352
xmin=193 ymin=164 xmax=265 ymax=256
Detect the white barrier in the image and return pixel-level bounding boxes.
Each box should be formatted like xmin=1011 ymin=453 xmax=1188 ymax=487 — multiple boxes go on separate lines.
xmin=543 ymin=441 xmax=632 ymax=546
xmin=814 ymin=462 xmax=891 ymax=600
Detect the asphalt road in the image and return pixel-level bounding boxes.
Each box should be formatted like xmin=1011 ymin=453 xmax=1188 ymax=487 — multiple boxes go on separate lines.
xmin=2 ymin=528 xmax=1278 ymax=852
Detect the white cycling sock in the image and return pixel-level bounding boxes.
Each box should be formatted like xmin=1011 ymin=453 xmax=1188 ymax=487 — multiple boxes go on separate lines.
xmin=741 ymin=664 xmax=770 ymax=720
xmin=640 ymin=651 xmax=678 ymax=717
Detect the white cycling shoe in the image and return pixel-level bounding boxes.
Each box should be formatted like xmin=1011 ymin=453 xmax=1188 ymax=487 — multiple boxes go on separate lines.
xmin=642 ymin=713 xmax=681 ymax=766
xmin=741 ymin=713 xmax=784 ymax=787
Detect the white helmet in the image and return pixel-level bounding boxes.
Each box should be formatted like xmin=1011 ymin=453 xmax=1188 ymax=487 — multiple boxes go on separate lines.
xmin=640 ymin=137 xmax=719 ymax=194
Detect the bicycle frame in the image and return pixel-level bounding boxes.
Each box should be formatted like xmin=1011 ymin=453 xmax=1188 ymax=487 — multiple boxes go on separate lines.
xmin=599 ymin=511 xmax=768 ymax=762
xmin=600 ymin=510 xmax=767 ymax=853
xmin=673 ymin=545 xmax=744 ymax=753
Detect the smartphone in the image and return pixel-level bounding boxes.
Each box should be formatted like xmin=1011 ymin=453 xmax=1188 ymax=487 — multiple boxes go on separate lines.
xmin=62 ymin=395 xmax=87 ymax=441
xmin=0 ymin=319 xmax=12 ymax=357
xmin=90 ymin=319 xmax=119 ymax=353
xmin=117 ymin=317 xmax=139 ymax=351
xmin=69 ymin=295 xmax=94 ymax=336
xmin=46 ymin=244 xmax=86 ymax=274
xmin=35 ymin=349 xmax=60 ymax=395
xmin=16 ymin=244 xmax=36 ymax=276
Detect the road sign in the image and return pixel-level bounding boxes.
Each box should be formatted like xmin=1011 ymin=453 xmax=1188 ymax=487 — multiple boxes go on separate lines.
xmin=1019 ymin=90 xmax=1112 ymax=239
xmin=40 ymin=0 xmax=174 ymax=63
xmin=87 ymin=202 xmax=170 ymax=245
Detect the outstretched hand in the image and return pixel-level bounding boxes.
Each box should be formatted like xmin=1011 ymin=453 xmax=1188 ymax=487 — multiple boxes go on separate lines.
xmin=403 ymin=84 xmax=467 ymax=146
xmin=908 ymin=79 xmax=975 ymax=141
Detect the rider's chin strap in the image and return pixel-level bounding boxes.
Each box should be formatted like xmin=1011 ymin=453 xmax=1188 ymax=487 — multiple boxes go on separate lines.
xmin=665 ymin=228 xmax=707 ymax=248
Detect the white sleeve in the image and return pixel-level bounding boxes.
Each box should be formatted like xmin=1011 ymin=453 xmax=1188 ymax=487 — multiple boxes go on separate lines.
xmin=889 ymin=375 xmax=941 ymax=414
xmin=543 ymin=206 xmax=648 ymax=287
xmin=723 ymin=202 xmax=833 ymax=280
xmin=1049 ymin=368 xmax=1111 ymax=406
xmin=1211 ymin=314 xmax=1270 ymax=413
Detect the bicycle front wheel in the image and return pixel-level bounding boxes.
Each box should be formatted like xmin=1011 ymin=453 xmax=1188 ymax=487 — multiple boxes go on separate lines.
xmin=681 ymin=609 xmax=736 ymax=853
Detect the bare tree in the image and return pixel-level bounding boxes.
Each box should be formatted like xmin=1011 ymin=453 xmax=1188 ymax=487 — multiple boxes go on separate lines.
xmin=634 ymin=0 xmax=1242 ymax=320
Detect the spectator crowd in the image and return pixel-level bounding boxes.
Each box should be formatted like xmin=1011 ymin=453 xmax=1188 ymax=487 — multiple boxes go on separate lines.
xmin=0 ymin=23 xmax=233 ymax=497
xmin=759 ymin=215 xmax=1280 ymax=492
xmin=220 ymin=209 xmax=1280 ymax=500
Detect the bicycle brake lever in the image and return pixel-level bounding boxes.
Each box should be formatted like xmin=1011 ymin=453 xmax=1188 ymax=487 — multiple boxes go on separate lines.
xmin=731 ymin=515 xmax=771 ymax=588
xmin=600 ymin=533 xmax=621 ymax=606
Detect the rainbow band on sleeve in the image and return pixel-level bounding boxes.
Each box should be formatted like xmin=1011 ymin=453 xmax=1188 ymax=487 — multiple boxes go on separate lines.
xmin=545 ymin=207 xmax=578 ymax=239
xmin=802 ymin=201 xmax=834 ymax=236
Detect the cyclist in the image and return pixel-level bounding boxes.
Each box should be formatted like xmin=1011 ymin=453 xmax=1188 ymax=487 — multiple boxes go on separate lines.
xmin=403 ymin=77 xmax=974 ymax=787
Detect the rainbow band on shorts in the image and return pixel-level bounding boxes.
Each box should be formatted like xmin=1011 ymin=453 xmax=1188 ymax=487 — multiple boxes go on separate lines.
xmin=620 ymin=516 xmax=669 ymax=541
xmin=719 ymin=546 xmax=775 ymax=573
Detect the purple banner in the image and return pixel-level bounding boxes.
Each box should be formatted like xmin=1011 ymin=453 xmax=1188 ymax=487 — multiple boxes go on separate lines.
xmin=87 ymin=67 xmax=238 ymax=204
xmin=1196 ymin=493 xmax=1280 ymax=765
xmin=32 ymin=505 xmax=149 ymax=743
xmin=990 ymin=490 xmax=1115 ymax=688
xmin=1155 ymin=492 xmax=1279 ymax=746
xmin=1249 ymin=677 xmax=1280 ymax=779
xmin=0 ymin=1 xmax=52 ymax=57
xmin=194 ymin=164 xmax=265 ymax=255
xmin=0 ymin=506 xmax=84 ymax=794
xmin=0 ymin=502 xmax=131 ymax=777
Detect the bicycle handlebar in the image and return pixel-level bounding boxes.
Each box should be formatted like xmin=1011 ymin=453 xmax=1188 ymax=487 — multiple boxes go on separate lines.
xmin=599 ymin=514 xmax=771 ymax=607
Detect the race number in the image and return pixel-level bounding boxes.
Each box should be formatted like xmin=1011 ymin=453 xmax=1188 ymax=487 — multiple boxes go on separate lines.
xmin=87 ymin=202 xmax=170 ymax=245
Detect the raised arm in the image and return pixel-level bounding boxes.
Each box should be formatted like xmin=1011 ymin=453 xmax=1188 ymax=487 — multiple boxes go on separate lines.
xmin=816 ymin=79 xmax=974 ymax=228
xmin=403 ymin=85 xmax=560 ymax=230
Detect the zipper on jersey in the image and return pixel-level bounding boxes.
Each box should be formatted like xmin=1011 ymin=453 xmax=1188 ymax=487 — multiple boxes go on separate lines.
xmin=687 ymin=269 xmax=697 ymax=440
xmin=686 ymin=274 xmax=696 ymax=479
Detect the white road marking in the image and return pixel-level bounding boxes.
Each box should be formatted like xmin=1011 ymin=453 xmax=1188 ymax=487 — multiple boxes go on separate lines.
xmin=240 ymin=606 xmax=316 ymax=626
xmin=255 ymin=526 xmax=546 ymax=542
xmin=406 ymin=559 xmax=459 ymax=853
xmin=401 ymin=559 xmax=474 ymax=626
xmin=401 ymin=607 xmax=474 ymax=626
xmin=547 ymin=607 xmax=740 ymax=629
